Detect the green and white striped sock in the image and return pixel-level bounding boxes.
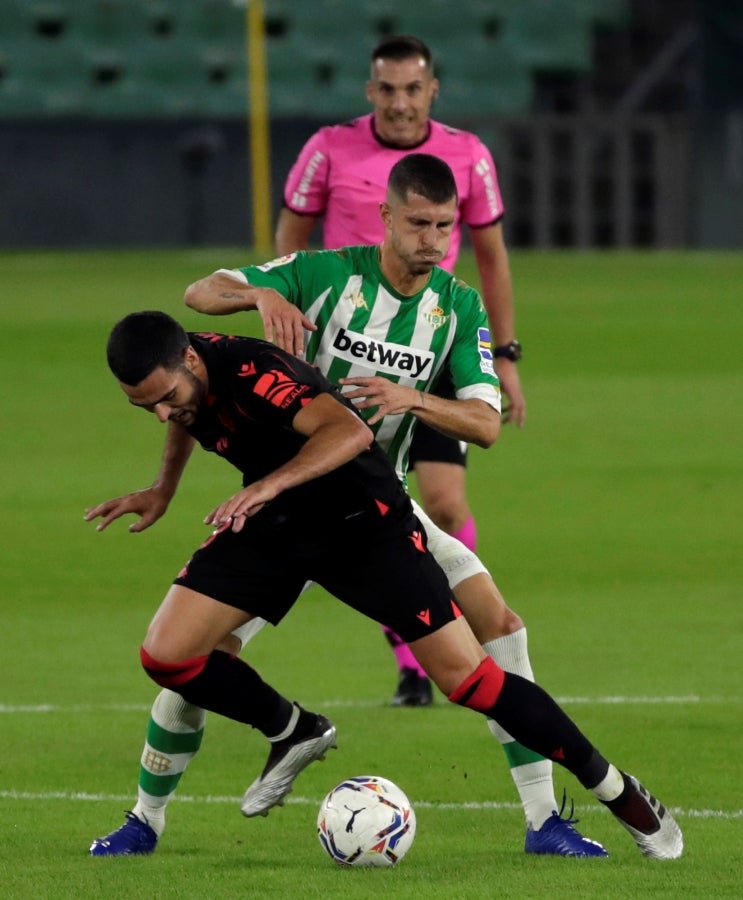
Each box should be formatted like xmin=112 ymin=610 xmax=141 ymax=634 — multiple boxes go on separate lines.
xmin=132 ymin=689 xmax=206 ymax=837
xmin=482 ymin=629 xmax=557 ymax=830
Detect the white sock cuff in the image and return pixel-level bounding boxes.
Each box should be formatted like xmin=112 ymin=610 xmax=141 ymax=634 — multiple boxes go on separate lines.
xmin=592 ymin=764 xmax=625 ymax=802
xmin=269 ymin=702 xmax=300 ymax=743
xmin=482 ymin=627 xmax=535 ymax=681
xmin=231 ymin=616 xmax=269 ymax=649
xmin=152 ymin=689 xmax=206 ymax=733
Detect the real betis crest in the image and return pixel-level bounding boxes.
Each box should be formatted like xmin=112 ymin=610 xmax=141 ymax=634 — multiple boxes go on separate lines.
xmin=423 ymin=306 xmax=449 ymax=329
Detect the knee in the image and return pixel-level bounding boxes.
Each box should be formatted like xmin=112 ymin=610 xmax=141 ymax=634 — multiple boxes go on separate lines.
xmin=484 ymin=580 xmax=525 ymax=635
xmin=140 ymin=646 xmax=209 ymax=689
xmin=448 ymin=657 xmax=505 ymax=713
xmin=501 ymin=606 xmax=525 ymax=635
xmin=455 ymin=575 xmax=525 ymax=642
xmin=424 ymin=495 xmax=468 ymax=533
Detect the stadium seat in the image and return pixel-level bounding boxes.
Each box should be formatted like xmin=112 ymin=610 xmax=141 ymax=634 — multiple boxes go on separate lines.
xmin=0 ymin=36 xmax=88 ymax=116
xmin=266 ymin=29 xmax=366 ymax=119
xmin=2 ymin=0 xmax=609 ymax=121
xmin=571 ymin=0 xmax=631 ymax=27
xmin=0 ymin=69 xmax=48 ymax=117
xmin=68 ymin=1 xmax=149 ymax=45
xmin=502 ymin=3 xmax=593 ymax=73
xmin=433 ymin=34 xmax=533 ymax=118
xmin=178 ymin=0 xmax=246 ymax=53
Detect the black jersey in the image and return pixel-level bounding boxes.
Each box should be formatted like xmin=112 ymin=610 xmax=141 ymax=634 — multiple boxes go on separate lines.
xmin=186 ymin=332 xmax=413 ymax=539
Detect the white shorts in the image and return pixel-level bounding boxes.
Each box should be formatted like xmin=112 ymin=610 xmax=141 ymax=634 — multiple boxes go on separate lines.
xmin=410 ymin=498 xmax=488 ymax=589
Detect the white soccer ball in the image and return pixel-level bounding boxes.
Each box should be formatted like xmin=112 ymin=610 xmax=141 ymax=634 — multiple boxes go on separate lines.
xmin=317 ymin=775 xmax=416 ymax=867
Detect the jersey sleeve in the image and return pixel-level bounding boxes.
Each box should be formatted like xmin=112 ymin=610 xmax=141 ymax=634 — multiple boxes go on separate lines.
xmin=239 ymin=249 xmax=347 ymax=317
xmin=238 ymin=253 xmax=305 ymax=302
xmin=447 ymin=287 xmax=502 ymax=413
xmin=283 ymin=128 xmax=332 ymax=216
xmin=461 ymin=136 xmax=506 ymax=229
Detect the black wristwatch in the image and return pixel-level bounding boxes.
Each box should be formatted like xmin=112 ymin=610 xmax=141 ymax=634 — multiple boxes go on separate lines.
xmin=494 ymin=339 xmax=522 ymax=362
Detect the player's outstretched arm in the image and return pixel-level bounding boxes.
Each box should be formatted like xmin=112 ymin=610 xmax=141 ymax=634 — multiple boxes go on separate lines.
xmin=85 ymin=423 xmax=196 ymax=533
xmin=184 ymin=270 xmax=316 ymax=357
xmin=184 ymin=269 xmax=257 ymax=315
xmin=84 ymin=486 xmax=172 ymax=533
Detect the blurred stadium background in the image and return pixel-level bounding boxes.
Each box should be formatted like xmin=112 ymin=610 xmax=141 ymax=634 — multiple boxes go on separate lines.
xmin=1 ymin=0 xmax=741 ymax=251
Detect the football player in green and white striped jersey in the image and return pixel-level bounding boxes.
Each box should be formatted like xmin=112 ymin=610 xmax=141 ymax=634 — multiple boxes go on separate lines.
xmin=227 ymin=242 xmax=499 ymax=486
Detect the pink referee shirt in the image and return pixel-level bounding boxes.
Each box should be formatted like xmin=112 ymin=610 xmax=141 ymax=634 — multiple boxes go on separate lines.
xmin=283 ymin=113 xmax=505 ymax=273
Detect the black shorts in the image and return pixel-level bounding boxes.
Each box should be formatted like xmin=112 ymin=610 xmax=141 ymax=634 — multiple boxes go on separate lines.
xmin=408 ymin=423 xmax=467 ymax=469
xmin=408 ymin=370 xmax=467 ymax=470
xmin=173 ymin=513 xmax=460 ymax=644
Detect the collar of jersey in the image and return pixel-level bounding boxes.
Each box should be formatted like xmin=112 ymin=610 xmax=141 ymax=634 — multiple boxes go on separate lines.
xmin=375 ymin=246 xmax=434 ymax=302
xmin=368 ymin=114 xmax=432 ymax=151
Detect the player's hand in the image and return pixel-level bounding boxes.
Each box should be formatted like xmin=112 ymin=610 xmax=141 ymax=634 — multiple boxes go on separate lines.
xmin=496 ymin=361 xmax=526 ymax=427
xmin=255 ymin=289 xmax=317 ymax=357
xmin=204 ymin=482 xmax=276 ymax=533
xmin=339 ymin=376 xmax=419 ymax=425
xmin=84 ymin=487 xmax=171 ymax=533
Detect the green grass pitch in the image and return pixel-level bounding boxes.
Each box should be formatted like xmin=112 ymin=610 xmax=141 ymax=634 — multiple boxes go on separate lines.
xmin=1 ymin=248 xmax=741 ymax=898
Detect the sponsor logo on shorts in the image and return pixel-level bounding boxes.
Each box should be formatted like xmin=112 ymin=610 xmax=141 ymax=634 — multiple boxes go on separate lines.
xmin=408 ymin=530 xmax=425 ymax=552
xmin=331 ymin=327 xmax=434 ymax=379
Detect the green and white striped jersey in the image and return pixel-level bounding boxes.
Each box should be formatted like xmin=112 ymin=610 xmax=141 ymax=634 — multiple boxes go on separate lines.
xmin=238 ymin=245 xmax=500 ymax=481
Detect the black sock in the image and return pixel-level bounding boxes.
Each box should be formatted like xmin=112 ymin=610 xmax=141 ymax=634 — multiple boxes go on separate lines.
xmin=276 ymin=705 xmax=320 ymax=743
xmin=603 ymin=774 xmax=660 ymax=833
xmin=175 ymin=649 xmax=295 ymax=737
xmin=485 ymin=672 xmax=610 ymax=785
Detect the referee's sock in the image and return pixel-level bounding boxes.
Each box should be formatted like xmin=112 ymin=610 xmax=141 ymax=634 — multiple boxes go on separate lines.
xmin=381 ymin=625 xmax=428 ymax=678
xmin=451 ymin=514 xmax=477 ymax=553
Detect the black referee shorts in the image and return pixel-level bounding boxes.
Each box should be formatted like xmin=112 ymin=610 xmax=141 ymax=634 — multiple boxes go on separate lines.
xmin=408 ymin=370 xmax=467 ymax=470
xmin=408 ymin=422 xmax=467 ymax=469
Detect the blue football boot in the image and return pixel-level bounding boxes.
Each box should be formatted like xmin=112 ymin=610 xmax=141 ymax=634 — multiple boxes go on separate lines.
xmin=525 ymin=797 xmax=608 ymax=858
xmin=89 ymin=811 xmax=158 ymax=857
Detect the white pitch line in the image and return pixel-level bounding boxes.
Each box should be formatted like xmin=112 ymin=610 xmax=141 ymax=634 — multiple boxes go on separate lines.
xmin=0 ymin=695 xmax=737 ymax=714
xmin=0 ymin=790 xmax=740 ymax=821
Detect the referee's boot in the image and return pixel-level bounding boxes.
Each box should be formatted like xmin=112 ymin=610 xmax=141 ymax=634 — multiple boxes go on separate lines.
xmin=390 ymin=666 xmax=434 ymax=707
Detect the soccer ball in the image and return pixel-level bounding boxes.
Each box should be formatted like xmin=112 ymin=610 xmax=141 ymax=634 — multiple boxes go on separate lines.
xmin=317 ymin=775 xmax=416 ymax=867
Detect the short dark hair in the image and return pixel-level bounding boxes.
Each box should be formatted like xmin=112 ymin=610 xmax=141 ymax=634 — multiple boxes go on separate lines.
xmin=371 ymin=35 xmax=433 ymax=73
xmin=107 ymin=310 xmax=190 ymax=386
xmin=388 ymin=153 xmax=457 ymax=205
